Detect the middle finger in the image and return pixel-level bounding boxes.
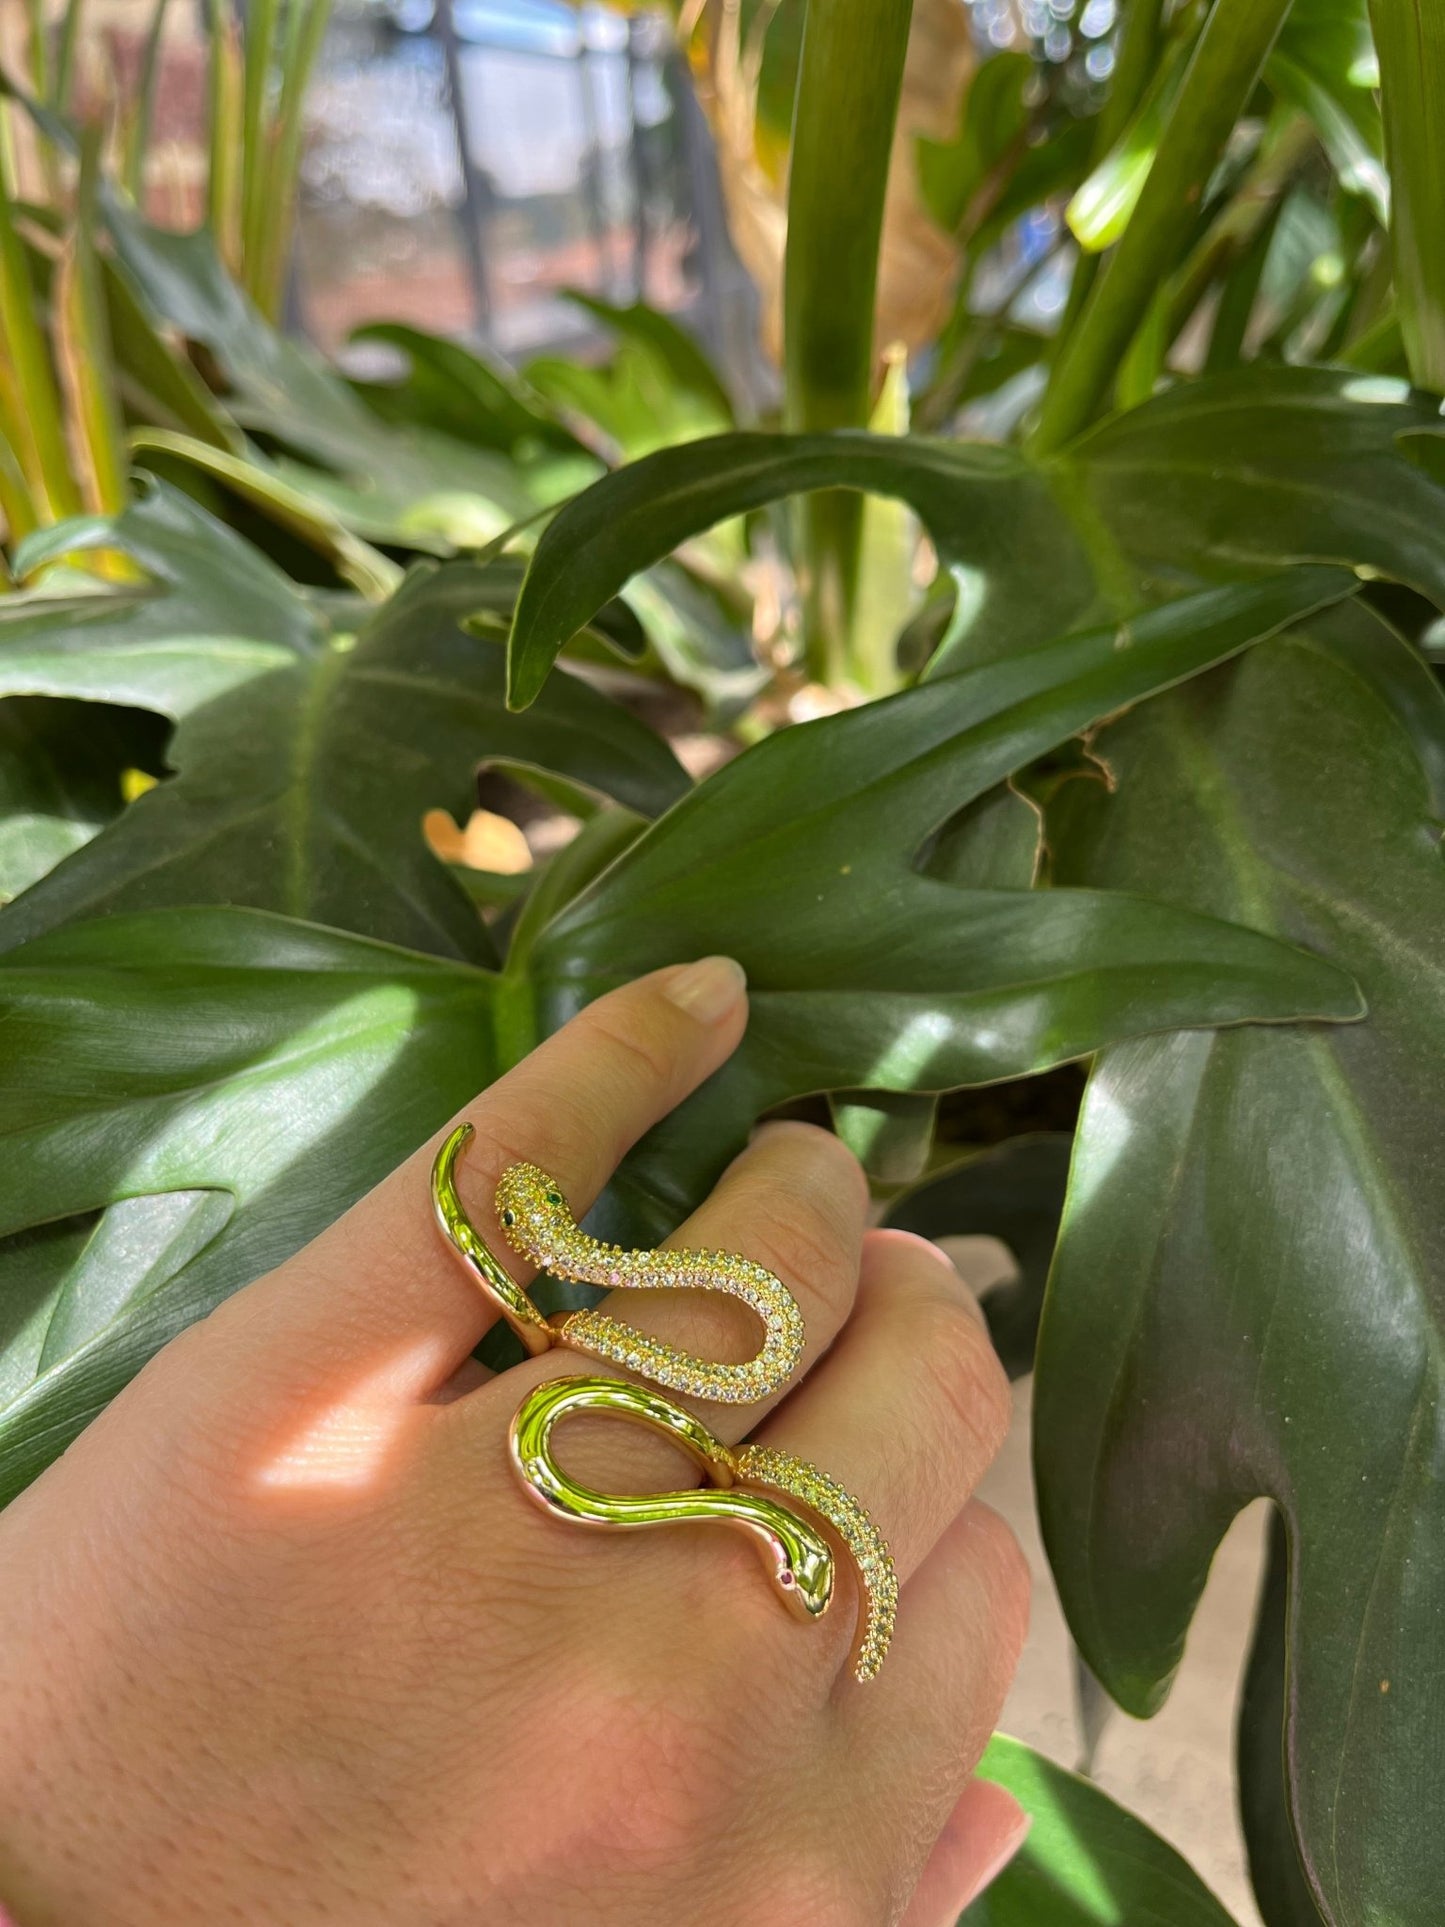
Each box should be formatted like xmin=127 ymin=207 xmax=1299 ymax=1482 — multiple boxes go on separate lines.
xmin=463 ymin=1119 xmax=868 ymax=1461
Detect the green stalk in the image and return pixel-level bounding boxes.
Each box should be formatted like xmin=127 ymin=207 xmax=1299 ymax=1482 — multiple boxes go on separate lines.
xmin=783 ymin=0 xmax=913 ymax=684
xmin=1055 ymin=0 xmax=1170 ymax=358
xmin=0 ymin=137 xmax=80 ymax=522
xmin=1032 ymin=0 xmax=1292 ymax=454
xmin=0 ymin=422 xmax=40 ymax=550
xmin=23 ymin=0 xmax=49 ymax=100
xmin=1369 ymin=0 xmax=1445 ymax=392
xmin=255 ymin=0 xmax=332 ymax=320
xmin=123 ymin=0 xmax=174 ymax=204
xmin=205 ymin=0 xmax=243 ymax=269
xmin=53 ymin=0 xmax=87 ymax=112
xmin=132 ymin=429 xmax=401 ymax=600
xmin=239 ymin=0 xmax=282 ymax=304
xmin=54 ymin=130 xmax=130 ymax=519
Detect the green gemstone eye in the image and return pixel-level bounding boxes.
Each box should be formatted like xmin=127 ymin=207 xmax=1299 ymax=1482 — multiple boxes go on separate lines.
xmin=546 ymin=1189 xmax=563 ymax=1206
xmin=501 ymin=1208 xmax=516 ymax=1227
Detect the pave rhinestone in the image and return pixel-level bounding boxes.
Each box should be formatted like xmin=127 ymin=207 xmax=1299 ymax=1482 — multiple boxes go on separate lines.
xmin=729 ymin=1444 xmax=897 ymax=1682
xmin=493 ymin=1161 xmax=806 ymax=1403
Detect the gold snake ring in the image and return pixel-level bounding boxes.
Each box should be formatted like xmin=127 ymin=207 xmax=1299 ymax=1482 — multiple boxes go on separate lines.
xmin=510 ymin=1378 xmax=897 ymax=1682
xmin=431 ymin=1123 xmax=897 ymax=1680
xmin=433 ymin=1122 xmax=805 ymax=1403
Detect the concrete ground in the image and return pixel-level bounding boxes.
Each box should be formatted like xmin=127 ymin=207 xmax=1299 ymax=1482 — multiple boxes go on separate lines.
xmin=950 ymin=1239 xmax=1270 ymax=1925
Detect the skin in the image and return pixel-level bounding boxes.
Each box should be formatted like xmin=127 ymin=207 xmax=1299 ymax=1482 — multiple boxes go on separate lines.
xmin=0 ymin=958 xmax=1030 ymax=1927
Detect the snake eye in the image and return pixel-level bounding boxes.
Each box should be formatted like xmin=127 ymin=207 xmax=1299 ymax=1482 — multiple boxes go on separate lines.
xmin=546 ymin=1189 xmax=563 ymax=1207
xmin=501 ymin=1208 xmax=516 ymax=1227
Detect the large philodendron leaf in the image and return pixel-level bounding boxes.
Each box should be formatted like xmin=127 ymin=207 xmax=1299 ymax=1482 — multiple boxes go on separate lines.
xmin=506 ymin=367 xmax=1445 ymax=705
xmin=0 ymin=486 xmax=687 ymax=960
xmin=1035 ymin=601 xmax=1445 ymax=1926
xmin=534 ymin=572 xmax=1363 ymax=1236
xmin=883 ymin=1134 xmax=1073 ymax=1379
xmin=963 ymin=1734 xmax=1240 ymax=1925
xmin=1239 ymin=1516 xmax=1328 ymax=1925
xmin=0 ymin=577 xmax=1367 ymax=1491
xmin=506 ymin=431 xmax=1092 ymax=706
xmin=0 ymin=908 xmax=502 ymax=1506
xmin=0 ymin=697 xmax=166 ymax=904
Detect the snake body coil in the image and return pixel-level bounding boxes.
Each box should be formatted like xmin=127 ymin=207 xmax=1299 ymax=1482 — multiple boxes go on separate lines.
xmin=431 ymin=1122 xmax=895 ymax=1680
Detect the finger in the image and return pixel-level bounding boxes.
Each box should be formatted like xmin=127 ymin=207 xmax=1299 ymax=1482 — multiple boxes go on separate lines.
xmin=844 ymin=1502 xmax=1030 ymax=1834
xmin=899 ymin=1778 xmax=1030 ymax=1926
xmin=743 ymin=1228 xmax=1012 ymax=1587
xmin=206 ymin=959 xmax=748 ymax=1398
xmin=458 ymin=1120 xmax=868 ymax=1484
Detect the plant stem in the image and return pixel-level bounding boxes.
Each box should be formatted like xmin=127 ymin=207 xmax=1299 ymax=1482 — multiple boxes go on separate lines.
xmin=205 ymin=0 xmax=243 ymax=270
xmin=53 ymin=0 xmax=86 ymax=112
xmin=123 ymin=0 xmax=173 ymax=205
xmin=0 ymin=133 xmax=81 ymax=523
xmin=54 ymin=129 xmax=130 ymax=521
xmin=1369 ymin=0 xmax=1445 ymax=393
xmin=239 ymin=0 xmax=281 ymax=309
xmin=783 ymin=0 xmax=913 ymax=683
xmin=256 ymin=0 xmax=332 ymax=320
xmin=1031 ymin=0 xmax=1292 ymax=454
xmin=1053 ymin=0 xmax=1170 ymax=355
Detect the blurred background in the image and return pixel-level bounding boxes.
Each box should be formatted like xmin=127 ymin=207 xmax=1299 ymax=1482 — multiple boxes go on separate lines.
xmin=0 ymin=0 xmax=1140 ymax=413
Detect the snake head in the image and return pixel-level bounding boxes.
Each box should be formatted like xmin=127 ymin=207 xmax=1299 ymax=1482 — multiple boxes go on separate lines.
xmin=495 ymin=1162 xmax=576 ymax=1264
xmin=771 ymin=1528 xmax=836 ymax=1620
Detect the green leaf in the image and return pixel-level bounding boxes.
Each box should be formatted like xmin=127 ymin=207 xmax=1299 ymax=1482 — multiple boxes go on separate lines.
xmin=1066 ymin=367 xmax=1445 ymax=612
xmin=1033 ymin=0 xmax=1295 ymax=453
xmin=507 ymin=369 xmax=1445 ymax=706
xmin=829 ymin=1090 xmax=939 ymax=1188
xmin=349 ymin=320 xmax=582 ymax=456
xmin=1238 ymin=1515 xmax=1328 ymax=1925
xmin=1268 ymin=0 xmax=1386 ymax=221
xmin=561 ymin=291 xmax=735 ymax=434
xmin=963 ymin=1734 xmax=1241 ymax=1924
xmin=100 ymin=207 xmax=583 ymax=550
xmin=506 ymin=432 xmax=1088 ymax=707
xmin=1369 ymin=0 xmax=1445 ymax=391
xmin=536 ymin=573 xmax=1363 ymax=1236
xmin=0 ymin=485 xmax=688 ymax=960
xmin=1037 ymin=601 xmax=1445 ymax=1926
xmin=0 ymin=907 xmax=502 ymax=1505
xmin=0 ymin=577 xmax=1369 ymax=1493
xmin=0 ymin=696 xmax=164 ymax=903
xmin=916 ymin=52 xmax=1033 ymax=237
xmin=131 ymin=426 xmax=402 ymax=600
xmin=883 ymin=1134 xmax=1073 ymax=1379
xmin=1067 ymin=35 xmax=1190 ymax=253
xmin=524 ymin=336 xmax=730 ymax=468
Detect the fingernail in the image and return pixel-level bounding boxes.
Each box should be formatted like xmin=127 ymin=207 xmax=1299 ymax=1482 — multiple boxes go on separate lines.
xmin=663 ymin=955 xmax=747 ymax=1024
xmin=958 ymin=1813 xmax=1031 ymax=1911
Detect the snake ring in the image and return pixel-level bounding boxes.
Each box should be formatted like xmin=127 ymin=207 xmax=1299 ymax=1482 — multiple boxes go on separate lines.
xmin=431 ymin=1122 xmax=806 ymax=1404
xmin=511 ymin=1376 xmax=897 ymax=1681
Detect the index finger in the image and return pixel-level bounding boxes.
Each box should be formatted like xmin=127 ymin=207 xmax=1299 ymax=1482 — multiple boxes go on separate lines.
xmin=210 ymin=957 xmax=749 ymax=1399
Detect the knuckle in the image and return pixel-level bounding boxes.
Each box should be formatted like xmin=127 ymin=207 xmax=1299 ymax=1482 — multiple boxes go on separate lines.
xmin=757 ymin=1120 xmax=869 ymax=1210
xmin=743 ymin=1859 xmax=878 ymax=1927
xmin=746 ymin=1202 xmax=852 ymax=1315
xmin=913 ymin=1297 xmax=1013 ymax=1466
xmin=577 ymin=1003 xmax=677 ymax=1092
xmin=968 ymin=1502 xmax=1032 ymax=1658
xmin=461 ymin=1114 xmax=596 ymax=1210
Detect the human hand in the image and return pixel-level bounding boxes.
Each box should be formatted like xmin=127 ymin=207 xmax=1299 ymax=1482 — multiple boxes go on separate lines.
xmin=0 ymin=959 xmax=1029 ymax=1926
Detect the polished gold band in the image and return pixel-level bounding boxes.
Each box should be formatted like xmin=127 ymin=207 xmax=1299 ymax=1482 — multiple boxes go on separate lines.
xmin=510 ymin=1376 xmax=897 ymax=1682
